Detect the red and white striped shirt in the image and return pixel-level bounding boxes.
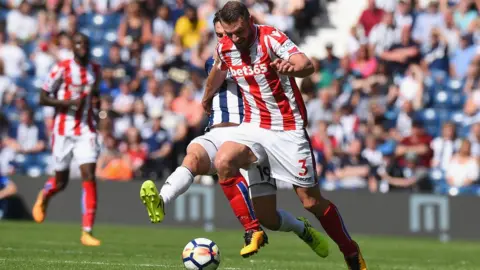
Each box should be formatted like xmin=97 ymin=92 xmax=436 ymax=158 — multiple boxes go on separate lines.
xmin=217 ymin=24 xmax=307 ymax=131
xmin=42 ymin=59 xmax=100 ymax=137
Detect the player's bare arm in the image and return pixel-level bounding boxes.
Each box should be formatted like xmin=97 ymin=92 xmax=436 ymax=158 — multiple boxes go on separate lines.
xmin=202 ymin=51 xmax=228 ymax=114
xmin=270 ymin=53 xmax=314 ymax=78
xmin=39 ymin=90 xmax=82 ymax=110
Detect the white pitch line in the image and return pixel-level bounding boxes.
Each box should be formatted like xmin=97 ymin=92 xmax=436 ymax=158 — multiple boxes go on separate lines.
xmin=0 ymin=247 xmax=124 ymax=256
xmin=0 ymin=258 xmax=171 ymax=268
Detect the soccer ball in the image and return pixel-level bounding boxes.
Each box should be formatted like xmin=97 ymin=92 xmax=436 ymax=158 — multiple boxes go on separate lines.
xmin=182 ymin=238 xmax=221 ymax=270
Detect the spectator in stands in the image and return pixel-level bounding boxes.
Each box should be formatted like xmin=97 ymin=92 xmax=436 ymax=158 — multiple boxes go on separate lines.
xmin=143 ymin=78 xmax=164 ymax=118
xmin=396 ymin=120 xmax=433 ymax=168
xmin=117 ymin=1 xmax=152 ymax=49
xmin=358 ymin=0 xmax=385 ymax=37
xmin=395 ymin=0 xmax=413 ymax=29
xmin=462 ymin=60 xmax=480 ymax=95
xmin=350 ymin=44 xmax=378 ymax=78
xmin=174 ymin=5 xmax=207 ymax=50
xmin=0 ymin=175 xmax=17 ymax=220
xmin=450 ymin=33 xmax=477 ymax=79
xmin=0 ymin=34 xmax=27 ymax=78
xmin=396 ymin=65 xmax=424 ymax=109
xmin=362 ymin=135 xmax=383 ymax=168
xmin=159 ymin=87 xmax=188 ymax=146
xmin=141 ymin=111 xmax=173 ymax=179
xmin=307 ymin=89 xmax=334 ymax=131
xmin=346 ymin=26 xmax=361 ymax=58
xmin=6 ymin=109 xmax=45 ymax=154
xmin=0 ymin=60 xmax=16 ymax=107
xmin=153 ymin=5 xmax=174 ymax=41
xmin=96 ymin=133 xmax=133 ymax=181
xmin=468 ymin=121 xmax=480 ymax=158
xmin=395 ymin=99 xmax=416 ymax=138
xmin=6 ymin=1 xmax=37 ymax=43
xmin=93 ymin=0 xmax=127 ymax=14
xmin=442 ymin=10 xmax=461 ymax=56
xmin=172 ymin=83 xmax=204 ymax=132
xmin=54 ymin=31 xmax=74 ymax=60
xmin=113 ymin=80 xmax=135 ymax=115
xmin=311 ymin=120 xmax=337 ymax=164
xmin=321 ymin=43 xmax=340 ymax=75
xmin=37 ymin=10 xmax=59 ymax=41
xmin=369 ymin=11 xmax=400 ymax=57
xmin=58 ymin=13 xmax=78 ymax=37
xmin=140 ymin=35 xmax=177 ymax=81
xmin=381 ymin=26 xmax=420 ymax=75
xmin=431 ymin=121 xmax=461 ymax=170
xmin=453 ymin=0 xmax=477 ymax=33
xmin=445 ymin=139 xmax=479 ymax=190
xmin=412 ymin=0 xmax=445 ymax=44
xmin=421 ymin=28 xmax=450 ymax=80
xmin=369 ymin=151 xmax=417 ymax=193
xmin=104 ymin=43 xmax=134 ymax=90
xmin=119 ymin=127 xmax=148 ymax=177
xmin=31 ymin=41 xmax=55 ymax=80
xmin=190 ymin=31 xmax=215 ymax=70
xmin=334 ymin=138 xmax=370 ymax=189
xmin=132 ymin=99 xmax=148 ymax=131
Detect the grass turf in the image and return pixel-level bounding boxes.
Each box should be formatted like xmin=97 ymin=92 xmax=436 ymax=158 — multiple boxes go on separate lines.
xmin=0 ymin=221 xmax=479 ymax=269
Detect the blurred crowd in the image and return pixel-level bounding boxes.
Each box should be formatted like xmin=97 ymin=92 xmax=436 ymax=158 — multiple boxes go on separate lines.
xmin=303 ymin=0 xmax=480 ymax=195
xmin=2 ymin=0 xmax=480 ymax=197
xmin=0 ymin=0 xmax=322 ymax=181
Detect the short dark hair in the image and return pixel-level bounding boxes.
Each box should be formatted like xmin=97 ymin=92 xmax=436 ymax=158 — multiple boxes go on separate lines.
xmin=213 ymin=11 xmax=220 ymax=25
xmin=219 ymin=1 xmax=250 ymax=24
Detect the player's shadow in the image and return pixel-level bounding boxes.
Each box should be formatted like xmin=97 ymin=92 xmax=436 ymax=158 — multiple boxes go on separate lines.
xmin=5 ymin=195 xmax=33 ymax=220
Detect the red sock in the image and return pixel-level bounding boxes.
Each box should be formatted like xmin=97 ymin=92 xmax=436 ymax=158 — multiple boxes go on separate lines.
xmin=319 ymin=202 xmax=358 ymax=257
xmin=220 ymin=175 xmax=260 ymax=232
xmin=82 ymin=181 xmax=97 ymax=233
xmin=42 ymin=177 xmax=60 ymax=200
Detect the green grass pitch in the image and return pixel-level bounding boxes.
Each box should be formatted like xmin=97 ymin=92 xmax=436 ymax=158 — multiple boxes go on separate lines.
xmin=1 ymin=221 xmax=480 ymax=269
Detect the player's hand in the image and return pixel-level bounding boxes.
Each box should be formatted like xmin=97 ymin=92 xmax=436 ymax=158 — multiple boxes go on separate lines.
xmin=270 ymin=59 xmax=295 ymax=74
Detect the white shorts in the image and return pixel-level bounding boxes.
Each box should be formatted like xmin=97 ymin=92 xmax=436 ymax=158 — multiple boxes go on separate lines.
xmin=226 ymin=123 xmax=317 ymax=188
xmin=189 ymin=126 xmax=237 ymax=175
xmin=52 ymin=133 xmax=99 ymax=171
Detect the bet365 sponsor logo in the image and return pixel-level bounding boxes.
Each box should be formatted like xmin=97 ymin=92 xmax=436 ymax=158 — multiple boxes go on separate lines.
xmin=229 ymin=64 xmax=268 ymax=77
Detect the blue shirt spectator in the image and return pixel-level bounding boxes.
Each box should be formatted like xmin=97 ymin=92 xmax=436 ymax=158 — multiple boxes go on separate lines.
xmin=451 ymin=34 xmax=477 ymax=79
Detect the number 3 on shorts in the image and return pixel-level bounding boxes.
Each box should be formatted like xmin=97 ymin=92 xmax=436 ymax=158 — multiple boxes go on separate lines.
xmin=298 ymin=159 xmax=308 ymax=176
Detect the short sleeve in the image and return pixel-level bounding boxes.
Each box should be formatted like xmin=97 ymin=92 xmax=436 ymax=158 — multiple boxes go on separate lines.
xmin=215 ymin=44 xmax=228 ymax=71
xmin=42 ymin=63 xmax=64 ymax=93
xmin=268 ymin=28 xmax=302 ymax=60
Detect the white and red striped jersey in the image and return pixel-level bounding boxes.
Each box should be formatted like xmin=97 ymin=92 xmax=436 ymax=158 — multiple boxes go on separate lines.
xmin=42 ymin=59 xmax=100 ymax=137
xmin=216 ymin=24 xmax=307 ymax=131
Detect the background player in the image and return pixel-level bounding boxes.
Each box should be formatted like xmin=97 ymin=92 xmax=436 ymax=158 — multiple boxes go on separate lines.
xmin=0 ymin=174 xmax=17 ymax=220
xmin=205 ymin=2 xmax=367 ymax=269
xmin=140 ymin=13 xmax=268 ymax=258
xmin=32 ymin=32 xmax=101 ymax=247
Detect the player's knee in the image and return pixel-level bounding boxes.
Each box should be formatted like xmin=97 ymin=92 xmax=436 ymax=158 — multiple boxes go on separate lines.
xmin=214 ymin=153 xmax=235 ymax=176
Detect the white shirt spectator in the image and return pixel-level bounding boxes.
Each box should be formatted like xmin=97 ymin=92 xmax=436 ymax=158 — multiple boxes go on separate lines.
xmin=143 ymin=92 xmax=164 ymax=118
xmin=0 ymin=44 xmax=27 ymax=78
xmin=6 ymin=10 xmax=37 ymax=41
xmin=398 ymin=75 xmax=421 ymax=106
xmin=362 ymin=148 xmax=383 ymax=166
xmin=113 ymin=93 xmax=135 ymax=113
xmin=395 ymin=12 xmax=413 ymax=29
xmin=0 ymin=76 xmax=16 ymax=106
xmin=153 ymin=19 xmax=174 ymax=41
xmin=32 ymin=51 xmax=55 ymax=79
xmin=431 ymin=137 xmax=462 ymax=171
xmin=446 ymin=157 xmax=479 ymax=187
xmin=369 ymin=23 xmax=400 ymax=56
xmin=94 ymin=0 xmax=127 ymax=14
xmin=141 ymin=45 xmax=176 ymax=81
xmin=396 ymin=112 xmax=413 ymax=138
xmin=412 ymin=12 xmax=445 ymax=44
xmin=58 ymin=49 xmax=74 ymax=61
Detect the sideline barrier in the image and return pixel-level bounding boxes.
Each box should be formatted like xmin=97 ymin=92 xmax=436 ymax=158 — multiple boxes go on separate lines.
xmin=7 ymin=176 xmax=480 ymax=241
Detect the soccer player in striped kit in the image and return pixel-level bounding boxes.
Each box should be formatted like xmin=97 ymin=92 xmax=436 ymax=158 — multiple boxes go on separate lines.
xmin=140 ymin=13 xmax=275 ymax=258
xmin=206 ymin=2 xmax=367 ymax=269
xmin=32 ymin=33 xmax=101 ymax=246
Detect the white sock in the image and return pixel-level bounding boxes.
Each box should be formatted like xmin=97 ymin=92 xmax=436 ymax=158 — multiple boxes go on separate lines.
xmin=277 ymin=209 xmax=305 ymax=236
xmin=159 ymin=166 xmax=194 ymax=205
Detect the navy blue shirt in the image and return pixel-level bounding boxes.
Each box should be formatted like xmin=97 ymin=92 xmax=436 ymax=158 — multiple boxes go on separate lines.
xmin=144 ymin=127 xmax=172 ymax=154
